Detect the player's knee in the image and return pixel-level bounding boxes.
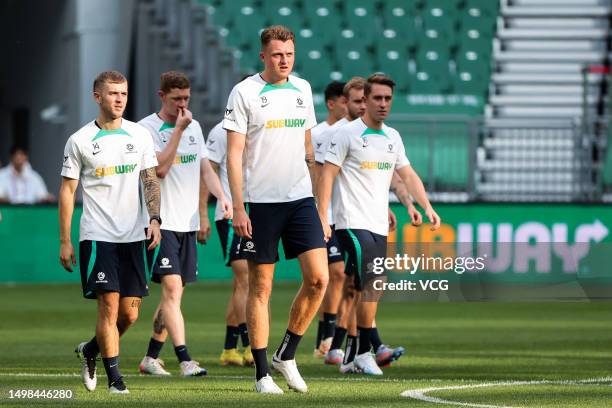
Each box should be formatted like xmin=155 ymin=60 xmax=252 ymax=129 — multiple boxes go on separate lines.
xmin=329 ymin=264 xmax=346 ymax=284
xmin=119 ymin=310 xmax=139 ymax=327
xmin=305 ymin=271 xmax=328 ymax=294
xmin=249 ymin=278 xmax=272 ymax=300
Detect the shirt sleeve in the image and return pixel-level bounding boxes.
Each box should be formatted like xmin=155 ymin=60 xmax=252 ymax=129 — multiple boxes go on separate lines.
xmin=60 ymin=136 xmax=82 ymax=180
xmin=223 ymin=86 xmax=248 ymax=134
xmin=305 ymin=82 xmax=317 ymax=131
xmin=207 ymin=125 xmax=226 ymax=165
xmin=324 ymin=128 xmax=350 ymax=167
xmin=140 ymin=128 xmax=159 ymax=170
xmin=194 ymin=122 xmax=208 ymax=159
xmin=395 ymin=135 xmax=411 ymax=169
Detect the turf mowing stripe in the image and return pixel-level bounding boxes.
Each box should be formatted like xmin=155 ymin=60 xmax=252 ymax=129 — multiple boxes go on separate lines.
xmin=401 ymin=378 xmax=612 ymax=407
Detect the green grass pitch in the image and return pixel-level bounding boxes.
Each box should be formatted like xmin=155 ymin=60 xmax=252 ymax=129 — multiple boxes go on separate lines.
xmin=0 ymin=282 xmax=610 ymax=407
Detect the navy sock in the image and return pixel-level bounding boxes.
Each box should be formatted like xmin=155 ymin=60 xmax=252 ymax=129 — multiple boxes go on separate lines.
xmin=322 ymin=313 xmax=337 ymax=339
xmin=83 ymin=336 xmax=99 ymax=358
xmin=276 ymin=329 xmax=302 ymax=361
xmin=146 ymin=338 xmax=164 ymax=359
xmin=330 ymin=326 xmax=347 ymax=351
xmin=174 ymin=345 xmax=191 ymax=363
xmin=238 ymin=323 xmax=250 ymax=347
xmin=224 ymin=326 xmax=239 ymax=350
xmin=370 ymin=327 xmax=383 ymax=352
xmin=357 ymin=327 xmax=373 ymax=355
xmin=315 ymin=320 xmax=323 ymax=348
xmin=343 ymin=335 xmax=357 ymax=364
xmin=252 ymin=347 xmax=269 ymax=381
xmin=102 ymin=356 xmax=122 ymax=387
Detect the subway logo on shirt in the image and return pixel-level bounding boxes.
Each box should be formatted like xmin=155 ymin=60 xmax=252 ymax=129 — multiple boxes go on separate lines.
xmin=360 ymin=161 xmax=393 ymax=170
xmin=95 ymin=163 xmax=138 ymax=177
xmin=265 ymin=119 xmax=306 ymax=129
xmin=174 ymin=154 xmax=198 ymax=164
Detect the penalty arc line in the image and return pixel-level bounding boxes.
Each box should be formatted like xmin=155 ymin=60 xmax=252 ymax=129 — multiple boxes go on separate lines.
xmin=400 ymin=377 xmax=612 ymax=408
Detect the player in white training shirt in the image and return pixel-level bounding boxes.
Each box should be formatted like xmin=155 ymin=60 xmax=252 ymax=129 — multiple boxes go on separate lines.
xmin=205 ymin=121 xmax=254 ymax=367
xmin=59 ymin=70 xmax=161 ymax=394
xmin=223 ymin=25 xmax=328 ymax=394
xmin=310 ymin=81 xmax=348 ymax=358
xmin=136 ymin=72 xmax=231 ymax=377
xmin=318 ymin=74 xmax=441 ymax=376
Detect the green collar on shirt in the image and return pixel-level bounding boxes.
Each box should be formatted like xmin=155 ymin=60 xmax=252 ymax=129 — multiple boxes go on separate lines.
xmin=259 ymin=81 xmax=301 ymax=95
xmin=92 ymin=128 xmax=130 ymax=141
xmin=361 ymin=127 xmax=389 ymax=139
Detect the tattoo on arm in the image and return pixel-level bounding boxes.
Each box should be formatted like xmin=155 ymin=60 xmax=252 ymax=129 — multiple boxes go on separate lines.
xmin=140 ymin=168 xmax=161 ymax=218
xmin=153 ymin=309 xmax=165 ymax=334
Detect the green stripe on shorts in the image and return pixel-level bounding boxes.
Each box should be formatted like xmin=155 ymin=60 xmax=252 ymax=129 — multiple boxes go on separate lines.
xmin=346 ymin=229 xmax=362 ymax=278
xmin=225 ymin=219 xmax=234 ymax=265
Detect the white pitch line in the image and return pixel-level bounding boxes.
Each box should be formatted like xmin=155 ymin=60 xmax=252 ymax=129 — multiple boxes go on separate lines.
xmin=401 ymin=377 xmax=612 ymax=408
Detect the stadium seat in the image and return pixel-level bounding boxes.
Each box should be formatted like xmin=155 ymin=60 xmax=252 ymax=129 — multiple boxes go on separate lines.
xmin=409 ymin=71 xmax=445 ymax=94
xmin=417 ymin=29 xmax=451 ymax=54
xmin=383 ymin=18 xmax=418 ymax=50
xmin=300 ymin=49 xmax=336 ymax=91
xmin=375 ymin=58 xmax=410 ymax=92
xmin=416 ymin=47 xmax=451 ymax=80
xmin=343 ymin=0 xmax=379 ymax=43
xmin=459 ymin=30 xmax=493 ymax=57
xmin=466 ymin=0 xmax=499 ymax=16
xmin=337 ymin=47 xmax=374 ymax=80
xmin=304 ymin=0 xmax=342 ymax=36
xmin=263 ymin=0 xmax=303 ymax=31
xmin=452 ymin=71 xmax=488 ymax=95
xmin=232 ymin=10 xmax=267 ymax=49
xmin=382 ymin=0 xmax=421 ymax=21
xmin=460 ymin=9 xmax=496 ymax=37
xmin=455 ymin=49 xmax=491 ymax=78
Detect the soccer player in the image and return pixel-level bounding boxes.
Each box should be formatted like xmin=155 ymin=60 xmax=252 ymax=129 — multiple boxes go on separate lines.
xmin=318 ymin=73 xmax=441 ymax=375
xmin=224 ymin=25 xmax=329 ymax=394
xmin=310 ymin=81 xmax=347 ymax=357
xmin=137 ymin=71 xmax=231 ymax=377
xmin=59 ymin=70 xmax=161 ymax=394
xmin=206 ymin=120 xmax=254 ymax=367
xmin=317 ymin=78 xmax=413 ymax=371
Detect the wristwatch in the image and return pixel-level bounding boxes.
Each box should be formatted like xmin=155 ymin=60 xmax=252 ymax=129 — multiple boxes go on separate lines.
xmin=149 ymin=215 xmax=162 ymax=225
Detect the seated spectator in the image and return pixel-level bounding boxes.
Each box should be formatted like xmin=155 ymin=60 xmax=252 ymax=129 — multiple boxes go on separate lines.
xmin=0 ymin=145 xmax=55 ymax=204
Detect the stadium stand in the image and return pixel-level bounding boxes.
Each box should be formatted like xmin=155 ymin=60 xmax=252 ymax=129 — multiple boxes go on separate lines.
xmin=132 ymin=0 xmax=609 ymax=201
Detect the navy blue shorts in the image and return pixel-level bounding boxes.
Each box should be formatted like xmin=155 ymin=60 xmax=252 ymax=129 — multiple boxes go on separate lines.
xmin=335 ymin=229 xmax=387 ymax=291
xmin=146 ymin=230 xmax=198 ymax=285
xmin=326 ymin=225 xmax=344 ymax=265
xmin=79 ymin=240 xmax=148 ymax=299
xmin=239 ymin=197 xmax=326 ymax=264
xmin=216 ymin=219 xmax=246 ymax=266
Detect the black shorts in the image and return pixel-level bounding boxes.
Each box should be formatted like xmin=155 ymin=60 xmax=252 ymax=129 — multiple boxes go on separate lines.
xmin=335 ymin=229 xmax=388 ymax=291
xmin=326 ymin=225 xmax=344 ymax=265
xmin=240 ymin=197 xmax=326 ymax=264
xmin=216 ymin=219 xmax=246 ymax=266
xmin=146 ymin=230 xmax=198 ymax=285
xmin=79 ymin=240 xmax=148 ymax=300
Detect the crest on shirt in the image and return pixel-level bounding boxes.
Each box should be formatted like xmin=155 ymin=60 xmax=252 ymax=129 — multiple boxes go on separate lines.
xmin=387 ymin=143 xmax=394 ymax=153
xmin=296 ymin=97 xmax=305 ymax=108
xmin=189 ymin=135 xmax=197 ymax=145
xmin=260 ymin=96 xmax=269 ymax=108
xmin=125 ymin=143 xmax=137 ymax=154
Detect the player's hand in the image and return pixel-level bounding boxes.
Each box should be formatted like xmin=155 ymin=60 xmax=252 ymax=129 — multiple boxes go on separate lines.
xmin=198 ymin=217 xmax=211 ymax=244
xmin=59 ymin=241 xmax=76 ymax=272
xmin=147 ymin=220 xmax=162 ymax=250
xmin=220 ymin=195 xmax=233 ymax=220
xmin=232 ymin=207 xmax=252 ymax=239
xmin=425 ymin=207 xmax=441 ymax=231
xmin=176 ymin=108 xmax=192 ymax=130
xmin=388 ymin=208 xmax=397 ymax=232
xmin=319 ymin=214 xmax=331 ymax=242
xmin=408 ymin=204 xmax=423 ymax=226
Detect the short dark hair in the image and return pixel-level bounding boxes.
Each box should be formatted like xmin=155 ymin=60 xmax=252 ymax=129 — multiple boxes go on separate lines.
xmin=93 ymin=70 xmax=127 ymax=92
xmin=261 ymin=25 xmax=295 ymax=47
xmin=364 ymin=74 xmax=395 ymax=96
xmin=324 ymin=81 xmax=346 ymax=102
xmin=10 ymin=145 xmax=27 ymax=157
xmin=160 ymin=71 xmax=190 ymax=93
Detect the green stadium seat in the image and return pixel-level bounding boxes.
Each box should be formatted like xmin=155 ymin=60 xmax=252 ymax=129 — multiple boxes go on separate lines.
xmin=337 ymin=47 xmax=374 ymax=79
xmin=383 ymin=18 xmax=418 ymax=49
xmin=263 ymin=1 xmax=303 ymax=31
xmin=233 ymin=10 xmax=267 ymax=48
xmin=466 ymin=0 xmax=499 ymax=16
xmin=452 ymin=71 xmax=488 ymax=95
xmin=460 ymin=9 xmax=496 ymax=37
xmin=459 ymin=30 xmax=493 ymax=56
xmin=416 ymin=47 xmax=451 ymax=80
xmin=334 ymin=29 xmax=373 ymax=54
xmin=295 ymin=28 xmax=325 ymax=54
xmin=382 ymin=0 xmax=421 ymax=21
xmin=426 ymin=0 xmax=461 ymax=18
xmin=418 ymin=29 xmax=452 ymax=53
xmin=375 ymin=59 xmax=410 ymax=92
xmin=409 ymin=71 xmax=445 ymax=94
xmin=300 ymin=50 xmax=336 ymax=91
xmin=304 ymin=0 xmax=342 ymax=34
xmin=343 ymin=0 xmax=379 ymax=37
xmin=456 ymin=49 xmax=491 ymax=77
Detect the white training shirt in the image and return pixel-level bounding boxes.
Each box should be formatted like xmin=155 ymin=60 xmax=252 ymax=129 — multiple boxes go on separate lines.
xmin=138 ymin=114 xmax=208 ymax=232
xmin=61 ymin=119 xmax=158 ymax=243
xmin=206 ymin=121 xmax=234 ymax=222
xmin=222 ymin=74 xmax=317 ymax=203
xmin=324 ymin=118 xmax=410 ymax=236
